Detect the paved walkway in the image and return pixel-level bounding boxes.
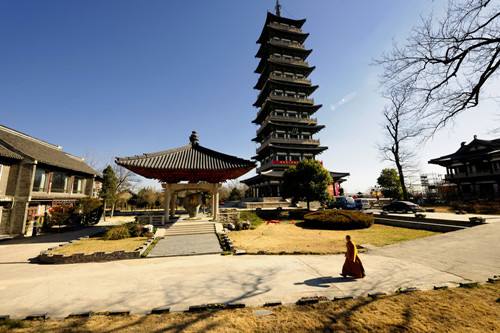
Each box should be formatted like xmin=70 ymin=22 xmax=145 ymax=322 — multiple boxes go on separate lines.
xmin=148 ymin=219 xmax=222 ymax=257
xmin=0 ymin=223 xmax=498 ymax=318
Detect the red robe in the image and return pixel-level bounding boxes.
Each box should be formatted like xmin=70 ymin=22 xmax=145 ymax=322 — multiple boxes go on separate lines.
xmin=342 ymin=241 xmax=365 ymax=278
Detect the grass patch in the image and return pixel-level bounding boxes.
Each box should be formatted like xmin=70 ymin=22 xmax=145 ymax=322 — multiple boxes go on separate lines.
xmin=239 ymin=211 xmax=264 ymax=229
xmin=3 ymin=284 xmax=499 ymax=332
xmin=48 ymin=237 xmax=147 ymax=256
xmin=230 ymin=223 xmax=437 ymax=254
xmin=304 ymin=210 xmax=374 ymax=229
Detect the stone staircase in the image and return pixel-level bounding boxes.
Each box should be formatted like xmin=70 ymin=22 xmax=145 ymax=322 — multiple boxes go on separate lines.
xmin=162 ymin=222 xmax=217 ymax=237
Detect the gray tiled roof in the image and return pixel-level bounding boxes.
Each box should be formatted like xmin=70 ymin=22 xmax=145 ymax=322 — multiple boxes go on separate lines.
xmin=116 ymin=144 xmax=255 ymax=171
xmin=0 ymin=125 xmax=98 ymax=175
xmin=0 ymin=142 xmax=23 ymax=160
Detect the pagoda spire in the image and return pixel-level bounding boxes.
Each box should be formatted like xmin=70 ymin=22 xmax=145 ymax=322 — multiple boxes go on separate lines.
xmin=275 ymin=0 xmax=282 ymax=17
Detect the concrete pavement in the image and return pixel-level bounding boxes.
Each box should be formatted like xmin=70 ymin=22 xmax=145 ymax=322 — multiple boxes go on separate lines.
xmin=0 ymin=222 xmax=498 ymax=318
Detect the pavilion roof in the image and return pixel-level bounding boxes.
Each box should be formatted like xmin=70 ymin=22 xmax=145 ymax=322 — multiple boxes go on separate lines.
xmin=115 ymin=132 xmax=256 ymax=183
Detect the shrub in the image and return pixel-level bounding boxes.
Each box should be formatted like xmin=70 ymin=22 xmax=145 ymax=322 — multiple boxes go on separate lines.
xmin=240 ymin=211 xmax=264 ymax=229
xmin=303 ymin=210 xmax=374 ymax=230
xmin=288 ymin=209 xmax=310 ymax=220
xmin=103 ymin=225 xmax=130 ymax=240
xmin=77 ymin=198 xmax=103 ymax=225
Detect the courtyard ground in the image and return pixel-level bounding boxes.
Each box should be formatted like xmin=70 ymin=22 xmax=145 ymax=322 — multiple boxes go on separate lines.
xmin=1 ymin=283 xmax=498 ymax=333
xmin=230 ymin=223 xmax=437 ymax=254
xmin=0 ymin=220 xmax=498 ymax=319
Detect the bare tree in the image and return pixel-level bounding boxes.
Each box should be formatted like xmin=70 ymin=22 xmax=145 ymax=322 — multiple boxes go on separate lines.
xmin=379 ymin=85 xmax=423 ymax=200
xmin=376 ymin=0 xmax=500 ymax=132
xmin=109 ymin=165 xmax=137 ymax=216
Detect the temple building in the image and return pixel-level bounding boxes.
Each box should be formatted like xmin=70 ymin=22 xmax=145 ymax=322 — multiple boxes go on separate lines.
xmin=429 ymin=135 xmax=500 ymax=200
xmin=0 ymin=124 xmax=100 ymax=237
xmin=243 ymin=2 xmax=333 ymax=197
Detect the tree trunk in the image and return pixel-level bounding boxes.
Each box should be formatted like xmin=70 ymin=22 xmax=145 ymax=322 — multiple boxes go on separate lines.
xmin=111 ymin=202 xmax=115 ymax=218
xmin=103 ymin=200 xmax=107 ymax=222
xmin=395 ymin=157 xmax=409 ymax=200
xmin=307 ymin=200 xmax=310 ymax=211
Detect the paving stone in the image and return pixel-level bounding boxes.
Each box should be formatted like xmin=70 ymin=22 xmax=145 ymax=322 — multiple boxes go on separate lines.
xmin=148 ymin=233 xmax=222 ymax=257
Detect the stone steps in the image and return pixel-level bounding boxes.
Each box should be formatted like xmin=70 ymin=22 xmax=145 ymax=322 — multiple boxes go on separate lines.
xmin=162 ymin=223 xmax=216 ymax=236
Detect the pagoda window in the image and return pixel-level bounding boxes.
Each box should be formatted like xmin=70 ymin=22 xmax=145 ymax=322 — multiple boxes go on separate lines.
xmin=273 ymin=71 xmax=282 ymax=76
xmin=304 ymin=154 xmax=314 ymax=160
xmin=290 ymin=154 xmax=301 ymax=161
xmin=273 ymin=53 xmax=281 ymax=58
xmin=276 ymin=153 xmax=287 ymax=161
xmin=302 ymin=132 xmax=311 ymax=139
xmin=274 ymin=109 xmax=285 ymax=117
xmin=282 ymin=38 xmax=291 ymax=43
xmin=297 ymin=92 xmax=307 ymax=99
xmin=272 ymin=90 xmax=283 ymax=96
xmin=294 ymin=56 xmax=302 ymax=61
xmin=296 ymin=73 xmax=304 ymax=79
xmin=301 ymin=113 xmax=308 ymax=118
xmin=285 ymin=91 xmax=296 ymax=97
xmin=287 ymin=111 xmax=298 ymax=118
xmin=275 ymin=131 xmax=286 ymax=139
xmin=272 ymin=36 xmax=281 ymax=41
xmin=283 ymin=55 xmax=292 ymax=61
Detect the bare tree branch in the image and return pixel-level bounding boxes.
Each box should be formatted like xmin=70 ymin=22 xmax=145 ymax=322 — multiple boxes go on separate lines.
xmin=375 ymin=0 xmax=500 ymax=133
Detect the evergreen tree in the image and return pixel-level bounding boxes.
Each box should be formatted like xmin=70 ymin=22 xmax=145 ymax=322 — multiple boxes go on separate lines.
xmin=282 ymin=159 xmax=332 ymax=210
xmin=100 ymin=165 xmax=118 ymax=221
xmin=377 ymin=168 xmax=403 ymax=199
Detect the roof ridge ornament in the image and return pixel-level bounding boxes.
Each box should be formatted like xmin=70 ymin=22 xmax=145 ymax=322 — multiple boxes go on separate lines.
xmin=275 ymin=0 xmax=281 ymax=17
xmin=189 ymin=131 xmax=199 ymax=146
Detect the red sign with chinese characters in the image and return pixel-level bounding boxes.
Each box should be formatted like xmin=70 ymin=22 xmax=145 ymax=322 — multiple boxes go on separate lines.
xmin=271 ymin=160 xmax=323 ymax=165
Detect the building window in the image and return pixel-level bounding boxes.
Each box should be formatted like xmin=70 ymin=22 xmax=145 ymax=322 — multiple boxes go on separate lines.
xmin=275 ymin=131 xmax=286 ymax=139
xmin=288 ymin=111 xmax=298 ymax=118
xmin=32 ymin=167 xmax=47 ymax=192
xmin=276 ymin=153 xmax=287 ymax=161
xmin=51 ymin=171 xmax=68 ymax=193
xmin=297 ymin=92 xmax=307 ymax=99
xmin=290 ymin=154 xmax=301 ymax=161
xmin=302 ymin=132 xmax=311 ymax=139
xmin=73 ymin=177 xmax=85 ymax=194
xmin=274 ymin=109 xmax=285 ymax=117
xmin=272 ymin=90 xmax=283 ymax=96
xmin=285 ymin=91 xmax=295 ymax=97
xmin=304 ymin=154 xmax=314 ymax=160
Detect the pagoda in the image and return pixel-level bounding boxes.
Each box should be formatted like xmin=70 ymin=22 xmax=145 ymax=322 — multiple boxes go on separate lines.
xmin=243 ymin=1 xmax=328 ymax=198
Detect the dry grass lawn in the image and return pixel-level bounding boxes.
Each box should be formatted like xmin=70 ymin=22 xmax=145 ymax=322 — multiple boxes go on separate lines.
xmin=230 ymin=223 xmax=437 ymax=254
xmin=2 ymin=283 xmax=498 ymax=333
xmin=49 ymin=237 xmax=147 ymax=255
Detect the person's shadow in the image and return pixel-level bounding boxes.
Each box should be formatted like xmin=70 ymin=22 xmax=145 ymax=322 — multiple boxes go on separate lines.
xmin=294 ymin=276 xmax=355 ymax=288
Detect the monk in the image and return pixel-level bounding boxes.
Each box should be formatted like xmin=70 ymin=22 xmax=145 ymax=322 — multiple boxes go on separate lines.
xmin=341 ymin=235 xmax=365 ymax=278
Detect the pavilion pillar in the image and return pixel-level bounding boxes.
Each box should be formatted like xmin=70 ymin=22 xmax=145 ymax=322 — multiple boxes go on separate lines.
xmin=170 ymin=192 xmax=177 ymax=219
xmin=211 ymin=183 xmax=220 ymax=221
xmin=163 ymin=183 xmax=171 ymax=222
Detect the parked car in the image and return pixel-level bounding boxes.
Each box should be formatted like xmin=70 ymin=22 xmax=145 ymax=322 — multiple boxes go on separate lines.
xmin=328 ymin=196 xmax=357 ymax=210
xmin=382 ymin=201 xmax=423 ymax=213
xmin=355 ymin=198 xmax=373 ymax=210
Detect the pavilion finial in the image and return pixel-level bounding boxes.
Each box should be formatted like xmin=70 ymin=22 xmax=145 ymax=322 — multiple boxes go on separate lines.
xmin=189 ymin=131 xmax=199 ymax=145
xmin=275 ymin=0 xmax=282 ymax=16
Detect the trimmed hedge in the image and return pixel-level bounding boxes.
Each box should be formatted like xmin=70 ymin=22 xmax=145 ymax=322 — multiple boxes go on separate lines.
xmin=303 ymin=210 xmax=374 ymax=230
xmin=103 ymin=225 xmax=130 ymax=240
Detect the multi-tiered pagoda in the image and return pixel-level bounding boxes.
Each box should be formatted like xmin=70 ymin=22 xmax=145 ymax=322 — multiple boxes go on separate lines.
xmin=243 ymin=2 xmax=328 ymax=198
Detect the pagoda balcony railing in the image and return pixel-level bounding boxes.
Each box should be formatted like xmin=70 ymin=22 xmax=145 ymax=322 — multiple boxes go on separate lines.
xmin=268 ymin=22 xmax=303 ymax=33
xmin=256 ymin=116 xmax=318 ymax=136
xmin=256 ymin=136 xmax=320 ymax=154
xmin=269 ymin=95 xmax=314 ymax=105
xmin=269 ymin=55 xmax=309 ymax=67
xmin=269 ymin=39 xmax=305 ymax=50
xmin=268 ymin=72 xmax=311 ymax=85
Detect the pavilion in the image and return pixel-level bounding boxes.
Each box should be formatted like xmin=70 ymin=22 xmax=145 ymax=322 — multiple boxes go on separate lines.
xmin=115 ymin=132 xmax=255 ymax=221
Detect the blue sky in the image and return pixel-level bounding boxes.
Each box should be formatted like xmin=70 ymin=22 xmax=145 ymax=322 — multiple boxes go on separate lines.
xmin=1 ymin=0 xmax=498 ymax=193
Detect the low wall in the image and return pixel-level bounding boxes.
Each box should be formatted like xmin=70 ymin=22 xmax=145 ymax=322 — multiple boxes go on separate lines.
xmin=374 ymin=215 xmax=470 ymax=232
xmin=218 ymin=210 xmax=240 ymax=224
xmin=36 ymin=237 xmax=155 ymax=264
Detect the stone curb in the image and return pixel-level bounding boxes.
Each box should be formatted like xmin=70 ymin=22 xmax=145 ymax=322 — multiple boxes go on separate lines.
xmin=368 ymin=292 xmax=387 ymax=299
xmin=459 ymin=281 xmax=479 ymax=289
xmin=433 ymin=285 xmax=449 ymax=290
xmin=397 ymin=287 xmax=420 ymax=294
xmin=0 ymin=315 xmax=10 ymax=321
xmin=24 ymin=313 xmax=47 ymax=320
xmin=36 ymin=235 xmax=155 ymax=264
xmin=296 ymin=296 xmax=328 ymax=305
xmin=151 ymin=306 xmax=170 ymax=314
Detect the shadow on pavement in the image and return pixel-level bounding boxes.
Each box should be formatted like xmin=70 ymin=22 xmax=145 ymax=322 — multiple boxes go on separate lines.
xmin=295 ymin=276 xmax=356 ymax=288
xmin=0 ymin=227 xmax=105 ymax=245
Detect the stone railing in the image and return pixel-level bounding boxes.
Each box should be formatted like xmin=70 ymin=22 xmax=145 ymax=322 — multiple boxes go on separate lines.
xmin=268 ymin=22 xmax=303 ymax=33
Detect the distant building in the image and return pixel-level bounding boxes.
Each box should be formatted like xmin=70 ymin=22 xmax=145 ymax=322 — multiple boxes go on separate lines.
xmin=429 ymin=136 xmax=500 ymax=200
xmin=0 ymin=125 xmax=100 ymax=236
